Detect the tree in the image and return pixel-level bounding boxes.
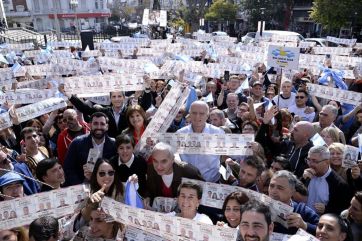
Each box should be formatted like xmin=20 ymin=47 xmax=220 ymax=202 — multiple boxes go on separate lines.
xmin=240 ymin=0 xmax=295 ymax=30
xmin=204 ymin=0 xmax=238 ymax=22
xmin=178 ymin=0 xmax=210 ymax=32
xmin=310 ymin=0 xmax=362 ymax=33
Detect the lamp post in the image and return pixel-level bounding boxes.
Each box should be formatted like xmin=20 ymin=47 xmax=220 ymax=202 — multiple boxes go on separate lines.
xmin=70 ymin=0 xmax=79 ymax=36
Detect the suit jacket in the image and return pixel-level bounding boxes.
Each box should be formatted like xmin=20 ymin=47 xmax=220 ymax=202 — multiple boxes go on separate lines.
xmin=325 ymin=170 xmax=352 ymax=214
xmin=146 ymin=161 xmax=204 ymax=202
xmin=63 ymin=134 xmax=116 ymax=186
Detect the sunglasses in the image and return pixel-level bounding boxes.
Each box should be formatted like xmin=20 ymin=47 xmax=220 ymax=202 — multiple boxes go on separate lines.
xmin=98 ymin=171 xmax=115 ymax=177
xmin=295 ymin=96 xmax=305 ymax=99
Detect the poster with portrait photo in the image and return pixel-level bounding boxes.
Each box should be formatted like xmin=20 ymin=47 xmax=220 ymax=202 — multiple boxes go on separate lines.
xmin=152 ymin=197 xmax=177 ymax=213
xmin=16 ymin=195 xmax=36 ymax=224
xmin=137 ymin=209 xmax=160 ymax=236
xmin=125 ymin=226 xmax=146 ymax=241
xmin=0 ymin=200 xmax=17 ymax=229
xmin=342 ymin=145 xmax=359 ymax=168
xmin=158 ymin=214 xmax=178 ymax=241
xmin=177 ymin=217 xmax=194 ymax=240
xmin=69 ymin=185 xmax=89 ymax=211
xmin=35 ymin=192 xmax=56 ymax=216
xmin=54 ymin=188 xmax=72 ymax=217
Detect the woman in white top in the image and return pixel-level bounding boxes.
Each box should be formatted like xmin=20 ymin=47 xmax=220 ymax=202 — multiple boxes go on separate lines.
xmin=168 ymin=181 xmax=213 ymax=225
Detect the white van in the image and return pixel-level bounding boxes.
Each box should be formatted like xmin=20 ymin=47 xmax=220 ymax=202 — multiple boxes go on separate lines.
xmin=254 ymin=30 xmax=305 ymax=42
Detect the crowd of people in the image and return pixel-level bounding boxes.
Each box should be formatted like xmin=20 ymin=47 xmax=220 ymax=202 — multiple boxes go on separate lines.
xmin=0 ymin=33 xmax=361 ymax=241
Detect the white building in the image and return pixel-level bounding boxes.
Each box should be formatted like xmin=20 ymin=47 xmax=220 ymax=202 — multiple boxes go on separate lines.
xmin=2 ymin=0 xmax=111 ymax=32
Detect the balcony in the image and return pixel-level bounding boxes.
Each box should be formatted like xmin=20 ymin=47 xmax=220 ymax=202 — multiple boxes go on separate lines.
xmin=6 ymin=11 xmax=31 ymax=17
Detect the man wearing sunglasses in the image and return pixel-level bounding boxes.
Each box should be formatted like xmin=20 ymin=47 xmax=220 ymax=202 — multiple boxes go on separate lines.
xmin=288 ymin=90 xmax=315 ymax=122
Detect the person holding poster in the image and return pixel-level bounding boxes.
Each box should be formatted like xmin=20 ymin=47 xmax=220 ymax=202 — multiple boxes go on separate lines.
xmin=64 ymin=112 xmax=116 ymax=186
xmin=217 ymin=191 xmax=249 ymax=228
xmin=167 ymin=181 xmax=213 ymax=225
xmin=268 ymin=170 xmax=319 ymax=235
xmin=145 ymin=142 xmax=203 ymax=207
xmin=328 ymin=143 xmax=362 ymax=192
xmin=176 ymin=101 xmax=225 ymax=183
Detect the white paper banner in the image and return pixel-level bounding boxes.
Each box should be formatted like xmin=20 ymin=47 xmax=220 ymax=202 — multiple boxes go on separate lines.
xmin=342 ymin=145 xmax=359 ymax=168
xmin=101 ymin=197 xmax=238 ymax=241
xmin=0 ymin=89 xmax=57 ymax=104
xmin=307 ymin=83 xmax=362 ymax=105
xmin=0 ymin=184 xmax=88 ymax=230
xmin=182 ymin=178 xmax=293 ymax=228
xmin=63 ymin=73 xmax=144 ymax=96
xmin=0 ymin=112 xmax=12 ymax=131
xmin=135 ymin=81 xmax=190 ymax=159
xmin=153 ymin=133 xmax=254 ymax=155
xmin=15 ymin=97 xmax=67 ymax=123
xmin=327 ymin=36 xmax=357 ymax=47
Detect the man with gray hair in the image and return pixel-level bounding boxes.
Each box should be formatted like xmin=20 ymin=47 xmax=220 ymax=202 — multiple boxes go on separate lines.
xmin=143 ymin=142 xmax=204 ymax=208
xmin=312 ymin=104 xmax=345 ymax=143
xmin=303 ymin=145 xmax=351 ymax=215
xmin=177 ymin=101 xmax=224 ymax=182
xmin=268 ymin=170 xmax=319 ymax=235
xmin=209 ymin=109 xmax=239 ymax=133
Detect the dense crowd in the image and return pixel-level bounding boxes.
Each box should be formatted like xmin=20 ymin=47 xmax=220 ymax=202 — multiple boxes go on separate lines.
xmin=0 ymin=35 xmax=361 ymax=241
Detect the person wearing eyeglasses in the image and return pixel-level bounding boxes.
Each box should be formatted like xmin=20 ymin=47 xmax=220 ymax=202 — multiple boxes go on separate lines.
xmin=302 ymin=146 xmax=352 ymax=216
xmin=288 ymin=90 xmax=315 ymax=123
xmin=80 ymin=158 xmax=123 ymax=222
xmin=312 ymin=105 xmax=346 ymax=144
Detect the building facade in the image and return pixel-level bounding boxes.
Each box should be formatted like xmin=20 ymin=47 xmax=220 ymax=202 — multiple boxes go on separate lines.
xmin=2 ymin=0 xmax=111 ymax=32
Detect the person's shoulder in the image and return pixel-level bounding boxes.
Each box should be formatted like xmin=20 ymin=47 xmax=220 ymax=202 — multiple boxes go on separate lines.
xmin=206 ymin=123 xmax=224 ymax=134
xmin=176 ymin=125 xmax=191 ymax=133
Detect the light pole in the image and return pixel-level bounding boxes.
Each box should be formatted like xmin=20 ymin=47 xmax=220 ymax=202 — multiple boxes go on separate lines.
xmin=70 ymin=0 xmax=79 ymax=36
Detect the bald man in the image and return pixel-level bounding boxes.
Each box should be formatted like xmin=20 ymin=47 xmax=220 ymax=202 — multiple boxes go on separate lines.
xmin=176 ymin=101 xmax=224 ymax=182
xmin=57 ymin=109 xmax=90 ymax=165
xmin=284 ymin=121 xmax=315 ymax=178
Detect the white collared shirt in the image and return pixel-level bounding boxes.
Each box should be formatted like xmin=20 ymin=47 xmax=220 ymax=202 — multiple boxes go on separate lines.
xmin=112 ymin=107 xmax=123 ymax=127
xmin=118 ymin=154 xmax=135 ymax=168
xmin=92 ymin=137 xmax=105 ymax=155
xmin=307 ymin=166 xmax=332 ymax=210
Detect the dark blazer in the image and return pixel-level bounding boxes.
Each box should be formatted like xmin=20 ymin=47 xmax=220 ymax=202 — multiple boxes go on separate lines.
xmin=146 ymin=161 xmax=204 ymax=202
xmin=63 ymin=134 xmax=116 ymax=186
xmin=325 ymin=170 xmax=352 ymax=215
xmin=110 ymin=155 xmax=147 ymax=197
xmin=69 ymin=92 xmax=152 ymax=138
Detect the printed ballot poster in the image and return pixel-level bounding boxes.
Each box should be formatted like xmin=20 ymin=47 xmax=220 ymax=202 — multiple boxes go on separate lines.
xmin=267 ymin=45 xmax=300 ymax=70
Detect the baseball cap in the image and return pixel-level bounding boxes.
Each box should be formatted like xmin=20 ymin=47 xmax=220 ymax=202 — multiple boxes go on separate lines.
xmin=0 ymin=172 xmax=24 ymax=188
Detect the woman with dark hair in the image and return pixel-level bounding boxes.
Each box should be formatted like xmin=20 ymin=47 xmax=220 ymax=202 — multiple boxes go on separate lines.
xmin=122 ymin=105 xmax=148 ymax=144
xmin=81 ymin=158 xmax=124 ymax=222
xmin=167 ymin=182 xmax=213 ymax=224
xmin=217 ymin=191 xmax=249 ymax=228
xmin=315 ymin=213 xmax=352 ymax=241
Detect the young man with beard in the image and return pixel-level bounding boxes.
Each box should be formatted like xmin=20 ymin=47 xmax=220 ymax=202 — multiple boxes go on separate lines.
xmin=238 ymin=202 xmax=274 ymax=241
xmin=64 ymin=112 xmax=116 ymax=186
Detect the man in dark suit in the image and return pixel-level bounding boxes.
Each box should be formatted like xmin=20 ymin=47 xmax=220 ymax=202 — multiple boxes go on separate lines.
xmin=144 ymin=142 xmax=204 ymax=209
xmin=64 ymin=112 xmax=116 ymax=186
xmin=303 ymin=145 xmax=352 ymax=215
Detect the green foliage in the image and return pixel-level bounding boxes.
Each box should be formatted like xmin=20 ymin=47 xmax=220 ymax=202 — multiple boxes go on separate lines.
xmin=170 ymin=18 xmax=187 ymax=29
xmin=204 ymin=0 xmax=238 ymax=21
xmin=310 ymin=0 xmax=362 ymax=31
xmin=177 ymin=0 xmax=209 ymax=31
xmin=240 ymin=0 xmax=294 ymax=30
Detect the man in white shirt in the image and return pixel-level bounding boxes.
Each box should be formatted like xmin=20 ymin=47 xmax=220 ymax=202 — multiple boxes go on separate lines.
xmin=288 ymin=90 xmax=315 ymax=122
xmin=177 ymin=101 xmax=224 ymax=182
xmin=273 ymin=79 xmax=296 ymax=109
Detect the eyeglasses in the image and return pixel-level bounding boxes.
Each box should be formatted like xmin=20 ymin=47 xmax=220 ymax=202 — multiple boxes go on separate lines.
xmin=98 ymin=171 xmax=115 ymax=177
xmin=306 ymin=158 xmax=327 ymax=164
xmin=295 ymin=96 xmax=305 ymax=99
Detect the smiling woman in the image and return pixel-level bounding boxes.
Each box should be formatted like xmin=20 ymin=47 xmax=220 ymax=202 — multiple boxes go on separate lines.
xmin=122 ymin=105 xmax=148 ymax=144
xmin=167 ymin=182 xmax=213 ymax=225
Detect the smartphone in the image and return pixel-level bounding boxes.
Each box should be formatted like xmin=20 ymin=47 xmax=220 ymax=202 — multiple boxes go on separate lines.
xmin=224 ymin=71 xmax=230 ymax=83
